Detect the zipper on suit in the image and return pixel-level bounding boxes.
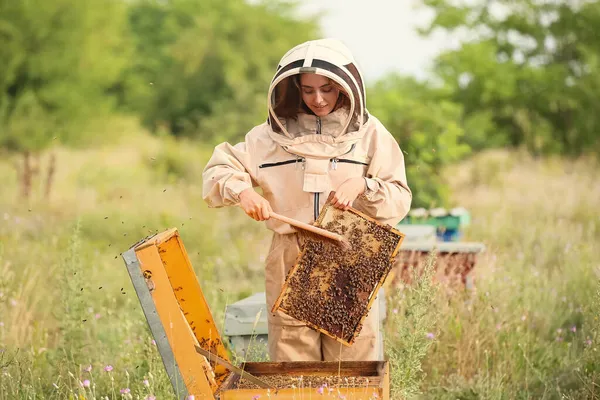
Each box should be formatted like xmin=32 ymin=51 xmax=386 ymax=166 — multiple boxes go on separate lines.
xmin=259 ymin=157 xmax=304 ymax=169
xmin=314 ymin=117 xmax=321 ymax=221
xmin=330 ymin=158 xmax=369 ymax=170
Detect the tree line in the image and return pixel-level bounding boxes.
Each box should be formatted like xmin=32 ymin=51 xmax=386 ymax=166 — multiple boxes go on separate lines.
xmin=1 ymin=0 xmax=598 ymax=206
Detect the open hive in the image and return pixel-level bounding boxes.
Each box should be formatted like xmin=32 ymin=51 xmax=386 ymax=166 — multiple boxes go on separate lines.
xmin=122 ymin=228 xmax=390 ymax=400
xmin=273 ymin=195 xmax=405 ymax=345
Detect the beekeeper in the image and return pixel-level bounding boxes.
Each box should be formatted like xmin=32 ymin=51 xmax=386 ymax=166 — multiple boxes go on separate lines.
xmin=202 ymin=39 xmax=412 ymax=361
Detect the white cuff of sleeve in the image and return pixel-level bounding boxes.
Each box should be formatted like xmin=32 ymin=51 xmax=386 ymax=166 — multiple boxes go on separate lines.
xmin=225 ymin=181 xmax=253 ymax=204
xmin=361 ymin=177 xmax=379 ymax=201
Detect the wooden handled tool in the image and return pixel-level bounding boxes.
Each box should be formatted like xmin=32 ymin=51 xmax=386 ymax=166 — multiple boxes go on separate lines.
xmin=237 ymin=204 xmax=351 ymax=249
xmin=194 ymin=345 xmax=273 ymax=389
xmin=269 ymin=212 xmax=348 ymax=245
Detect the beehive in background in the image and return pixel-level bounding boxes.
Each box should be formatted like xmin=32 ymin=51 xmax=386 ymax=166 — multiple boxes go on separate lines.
xmin=273 ymin=197 xmax=405 ymax=345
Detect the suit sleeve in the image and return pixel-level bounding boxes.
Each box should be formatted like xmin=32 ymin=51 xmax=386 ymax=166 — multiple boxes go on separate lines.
xmin=354 ymin=123 xmax=412 ymax=224
xmin=202 ymin=133 xmax=257 ymax=208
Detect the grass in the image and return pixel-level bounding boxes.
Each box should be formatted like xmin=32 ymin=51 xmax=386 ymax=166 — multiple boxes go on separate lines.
xmin=0 ymin=124 xmax=599 ymax=399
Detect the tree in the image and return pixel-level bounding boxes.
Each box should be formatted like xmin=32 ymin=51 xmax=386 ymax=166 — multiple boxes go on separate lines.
xmin=0 ymin=0 xmax=132 ymax=199
xmin=368 ymin=75 xmax=471 ymax=208
xmin=419 ymin=0 xmax=600 ymax=156
xmin=119 ymin=0 xmax=321 ymax=143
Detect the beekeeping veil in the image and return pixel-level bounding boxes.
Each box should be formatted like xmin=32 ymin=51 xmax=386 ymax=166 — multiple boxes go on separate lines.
xmin=266 ymin=39 xmax=369 ymax=160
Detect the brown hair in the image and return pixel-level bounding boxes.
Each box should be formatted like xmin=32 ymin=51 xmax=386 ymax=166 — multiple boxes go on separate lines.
xmin=272 ymin=74 xmax=351 ymax=119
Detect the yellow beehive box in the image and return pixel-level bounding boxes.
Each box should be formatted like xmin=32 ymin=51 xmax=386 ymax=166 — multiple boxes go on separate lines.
xmin=122 ymin=228 xmax=390 ymax=400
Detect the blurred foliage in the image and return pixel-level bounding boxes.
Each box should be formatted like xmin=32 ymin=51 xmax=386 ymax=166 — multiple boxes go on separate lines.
xmin=0 ymin=0 xmax=131 ymax=151
xmin=420 ymin=0 xmax=600 ymax=156
xmin=117 ymin=0 xmax=319 ymax=142
xmin=2 ymin=0 xmax=600 ymax=206
xmin=368 ymin=76 xmax=471 ymax=207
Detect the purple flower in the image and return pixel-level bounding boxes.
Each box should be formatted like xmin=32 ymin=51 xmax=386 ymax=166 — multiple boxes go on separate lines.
xmin=95 ymin=313 xmax=102 ymax=319
xmin=392 ymin=309 xmax=398 ymax=314
xmin=253 ymin=396 xmax=260 ymax=400
xmin=84 ymin=365 xmax=92 ymax=372
xmin=143 ymin=379 xmax=150 ymax=387
xmin=556 ymin=336 xmax=564 ymax=342
xmin=571 ymin=326 xmax=577 ymax=333
xmin=151 ymin=339 xmax=157 ymax=346
xmin=585 ymin=338 xmax=592 ymax=346
xmin=120 ymin=388 xmax=130 ymax=394
xmin=82 ymin=379 xmax=91 ymax=388
xmin=317 ymin=386 xmax=324 ymax=395
xmin=426 ymin=332 xmax=435 ymax=340
xmin=104 ymin=365 xmax=113 ymax=372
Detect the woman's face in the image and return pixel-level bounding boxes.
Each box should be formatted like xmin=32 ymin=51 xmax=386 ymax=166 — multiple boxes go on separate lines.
xmin=299 ymin=73 xmax=340 ymax=117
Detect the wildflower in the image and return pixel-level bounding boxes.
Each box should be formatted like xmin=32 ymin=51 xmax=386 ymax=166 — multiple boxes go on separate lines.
xmin=143 ymin=379 xmax=150 ymax=387
xmin=104 ymin=365 xmax=113 ymax=372
xmin=82 ymin=379 xmax=91 ymax=388
xmin=9 ymin=299 xmax=17 ymax=307
xmin=145 ymin=396 xmax=156 ymax=400
xmin=521 ymin=315 xmax=527 ymax=321
xmin=253 ymin=396 xmax=260 ymax=400
xmin=120 ymin=388 xmax=130 ymax=394
xmin=95 ymin=313 xmax=102 ymax=319
xmin=495 ymin=323 xmax=502 ymax=331
xmin=186 ymin=396 xmax=195 ymax=400
xmin=84 ymin=365 xmax=92 ymax=372
xmin=317 ymin=386 xmax=324 ymax=395
xmin=426 ymin=332 xmax=435 ymax=340
xmin=556 ymin=336 xmax=564 ymax=342
xmin=585 ymin=338 xmax=592 ymax=346
xmin=151 ymin=340 xmax=157 ymax=346
xmin=392 ymin=309 xmax=398 ymax=314
xmin=571 ymin=326 xmax=577 ymax=333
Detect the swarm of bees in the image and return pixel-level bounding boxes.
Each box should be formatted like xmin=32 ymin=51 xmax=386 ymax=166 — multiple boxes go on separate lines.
xmin=275 ymin=203 xmax=404 ymax=344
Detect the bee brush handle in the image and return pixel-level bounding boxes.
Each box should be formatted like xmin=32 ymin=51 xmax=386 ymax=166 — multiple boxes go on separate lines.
xmin=269 ymin=212 xmax=346 ymax=243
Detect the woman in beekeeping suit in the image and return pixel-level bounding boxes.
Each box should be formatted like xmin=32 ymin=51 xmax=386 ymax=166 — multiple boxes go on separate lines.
xmin=203 ymin=39 xmax=412 ymax=361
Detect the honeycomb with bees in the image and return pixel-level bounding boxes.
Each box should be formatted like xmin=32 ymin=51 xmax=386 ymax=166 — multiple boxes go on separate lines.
xmin=272 ymin=194 xmax=405 ymax=345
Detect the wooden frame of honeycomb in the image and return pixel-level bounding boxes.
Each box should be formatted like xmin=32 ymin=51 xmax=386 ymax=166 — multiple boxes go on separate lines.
xmin=272 ymin=193 xmax=405 ymax=346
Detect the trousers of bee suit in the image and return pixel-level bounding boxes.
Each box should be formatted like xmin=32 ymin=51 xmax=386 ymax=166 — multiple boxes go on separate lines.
xmin=265 ymin=232 xmax=380 ymax=361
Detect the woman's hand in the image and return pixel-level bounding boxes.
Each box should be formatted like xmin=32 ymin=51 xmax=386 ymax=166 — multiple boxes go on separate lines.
xmin=239 ymin=188 xmax=273 ymax=221
xmin=331 ymin=177 xmax=366 ymax=210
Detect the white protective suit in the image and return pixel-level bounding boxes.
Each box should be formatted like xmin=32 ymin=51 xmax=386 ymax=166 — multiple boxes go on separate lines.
xmin=203 ymin=38 xmax=412 ymax=361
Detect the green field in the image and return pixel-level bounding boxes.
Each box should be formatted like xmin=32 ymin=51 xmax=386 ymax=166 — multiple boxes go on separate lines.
xmin=0 ymin=128 xmax=599 ymax=399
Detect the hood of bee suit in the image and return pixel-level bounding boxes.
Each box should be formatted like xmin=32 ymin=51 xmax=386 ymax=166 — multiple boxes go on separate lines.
xmin=266 ymin=38 xmax=369 ymax=160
